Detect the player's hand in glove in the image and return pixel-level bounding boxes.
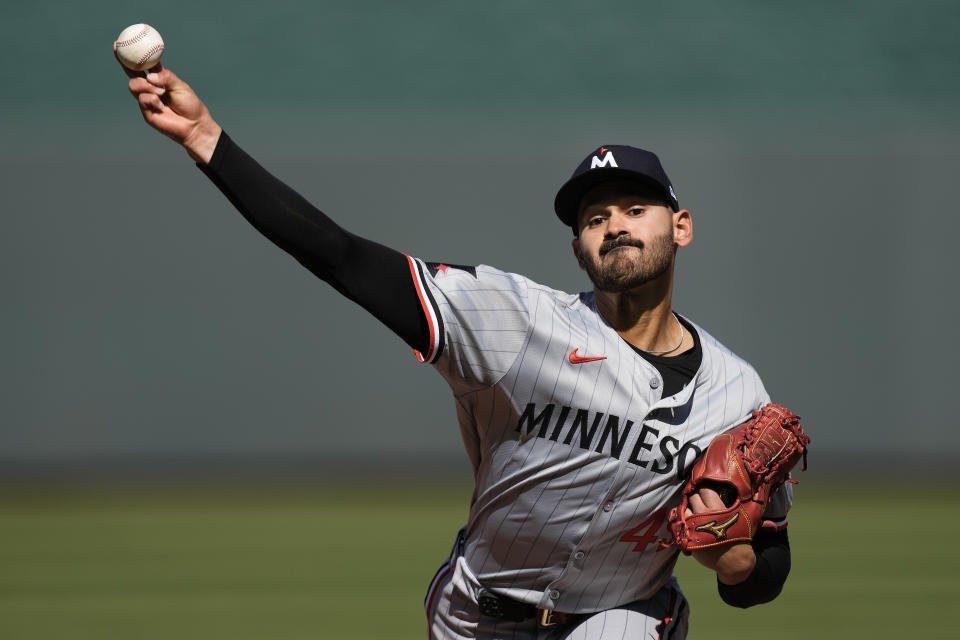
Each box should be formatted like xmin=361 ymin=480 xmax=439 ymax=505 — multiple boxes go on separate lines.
xmin=114 ymin=46 xmax=221 ymax=164
xmin=684 ymin=486 xmax=757 ymax=584
xmin=667 ymin=404 xmax=809 ymax=583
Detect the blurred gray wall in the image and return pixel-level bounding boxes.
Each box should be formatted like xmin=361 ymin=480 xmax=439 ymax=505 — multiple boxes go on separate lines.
xmin=3 ymin=1 xmax=958 ymax=474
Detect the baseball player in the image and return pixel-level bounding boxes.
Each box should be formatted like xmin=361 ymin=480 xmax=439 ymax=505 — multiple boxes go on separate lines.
xmin=120 ymin=60 xmax=795 ymax=639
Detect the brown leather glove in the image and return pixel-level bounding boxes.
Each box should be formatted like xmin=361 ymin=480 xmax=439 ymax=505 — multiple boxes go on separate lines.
xmin=667 ymin=403 xmax=810 ymax=554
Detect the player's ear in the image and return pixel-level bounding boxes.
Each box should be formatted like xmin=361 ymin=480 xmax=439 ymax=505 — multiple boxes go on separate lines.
xmin=673 ymin=209 xmax=693 ymax=247
xmin=571 ymin=238 xmax=587 ymax=271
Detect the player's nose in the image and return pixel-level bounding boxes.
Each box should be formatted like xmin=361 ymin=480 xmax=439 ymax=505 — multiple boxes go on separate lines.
xmin=604 ymin=212 xmax=631 ymax=238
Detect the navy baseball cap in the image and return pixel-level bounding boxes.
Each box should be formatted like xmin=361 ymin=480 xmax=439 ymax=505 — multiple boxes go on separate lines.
xmin=554 ymin=145 xmax=679 ymax=230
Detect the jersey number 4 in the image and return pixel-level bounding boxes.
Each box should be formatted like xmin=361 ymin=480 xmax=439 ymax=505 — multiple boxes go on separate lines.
xmin=620 ymin=509 xmax=669 ymax=553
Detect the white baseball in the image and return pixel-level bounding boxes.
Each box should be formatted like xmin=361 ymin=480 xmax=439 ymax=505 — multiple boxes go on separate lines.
xmin=114 ymin=24 xmax=165 ymax=71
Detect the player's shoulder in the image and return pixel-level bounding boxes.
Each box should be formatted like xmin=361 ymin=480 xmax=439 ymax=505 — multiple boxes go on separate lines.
xmin=480 ymin=264 xmax=578 ymax=298
xmin=682 ymin=315 xmax=767 ymax=389
xmin=477 ymin=265 xmax=583 ymax=310
xmin=418 ymin=259 xmax=579 ymax=305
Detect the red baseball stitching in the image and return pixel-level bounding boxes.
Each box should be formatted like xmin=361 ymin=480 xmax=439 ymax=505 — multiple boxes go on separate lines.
xmin=137 ymin=43 xmax=164 ymax=66
xmin=115 ymin=25 xmax=152 ymax=48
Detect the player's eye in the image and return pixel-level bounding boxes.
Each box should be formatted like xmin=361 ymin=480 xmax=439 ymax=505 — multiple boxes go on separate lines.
xmin=628 ymin=207 xmax=645 ymax=215
xmin=587 ymin=216 xmax=604 ymax=227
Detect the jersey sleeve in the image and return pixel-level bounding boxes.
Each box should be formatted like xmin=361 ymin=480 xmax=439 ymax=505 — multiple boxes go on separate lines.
xmin=762 ymin=483 xmax=793 ymax=531
xmin=405 ymin=257 xmax=533 ymax=394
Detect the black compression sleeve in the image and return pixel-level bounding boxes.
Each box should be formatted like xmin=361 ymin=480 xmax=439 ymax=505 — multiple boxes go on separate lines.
xmin=716 ymin=529 xmax=791 ymax=608
xmin=197 ymin=132 xmax=430 ymax=353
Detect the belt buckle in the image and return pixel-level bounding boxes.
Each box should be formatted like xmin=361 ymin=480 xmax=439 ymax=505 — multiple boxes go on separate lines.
xmin=539 ymin=609 xmax=559 ymax=628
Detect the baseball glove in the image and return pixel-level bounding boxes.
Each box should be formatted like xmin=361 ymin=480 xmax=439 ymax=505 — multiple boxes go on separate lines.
xmin=666 ymin=403 xmax=810 ymax=554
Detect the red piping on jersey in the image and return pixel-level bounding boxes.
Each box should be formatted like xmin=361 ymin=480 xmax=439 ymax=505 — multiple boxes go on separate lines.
xmin=406 ymin=254 xmax=437 ymax=363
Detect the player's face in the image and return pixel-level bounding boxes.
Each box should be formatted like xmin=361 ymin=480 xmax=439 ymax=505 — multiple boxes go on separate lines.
xmin=572 ymin=181 xmax=689 ymax=293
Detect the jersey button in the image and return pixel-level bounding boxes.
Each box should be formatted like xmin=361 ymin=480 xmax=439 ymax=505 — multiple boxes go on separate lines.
xmin=549 ymin=590 xmax=560 ymax=600
xmin=649 ymin=378 xmax=660 ymax=389
xmin=603 ymin=501 xmax=613 ymax=512
xmin=574 ymin=551 xmax=585 ymax=560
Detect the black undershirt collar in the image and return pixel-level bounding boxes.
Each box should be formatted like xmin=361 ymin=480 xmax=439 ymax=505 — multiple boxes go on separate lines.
xmin=627 ymin=315 xmax=702 ymax=398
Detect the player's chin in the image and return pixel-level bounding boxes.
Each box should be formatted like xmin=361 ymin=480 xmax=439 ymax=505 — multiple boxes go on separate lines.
xmin=606 ymin=255 xmax=644 ymax=277
xmin=597 ymin=251 xmax=637 ymax=275
xmin=585 ymin=256 xmax=646 ymax=291
xmin=592 ymin=271 xmax=649 ymax=293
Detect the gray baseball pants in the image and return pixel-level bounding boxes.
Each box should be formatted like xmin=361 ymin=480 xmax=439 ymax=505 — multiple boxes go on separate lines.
xmin=426 ymin=551 xmax=689 ymax=639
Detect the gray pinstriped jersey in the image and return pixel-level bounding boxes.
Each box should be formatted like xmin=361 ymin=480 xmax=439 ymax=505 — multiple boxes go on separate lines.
xmin=407 ymin=257 xmax=792 ymax=615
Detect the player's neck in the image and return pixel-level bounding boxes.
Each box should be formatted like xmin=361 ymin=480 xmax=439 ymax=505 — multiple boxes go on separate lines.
xmin=594 ymin=273 xmax=687 ymax=354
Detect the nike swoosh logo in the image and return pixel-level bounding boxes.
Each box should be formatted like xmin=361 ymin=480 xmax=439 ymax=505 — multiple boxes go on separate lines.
xmin=569 ymin=348 xmax=607 ymax=364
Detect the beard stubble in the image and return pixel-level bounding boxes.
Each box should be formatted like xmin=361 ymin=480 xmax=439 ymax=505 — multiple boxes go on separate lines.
xmin=582 ymin=231 xmax=676 ymax=293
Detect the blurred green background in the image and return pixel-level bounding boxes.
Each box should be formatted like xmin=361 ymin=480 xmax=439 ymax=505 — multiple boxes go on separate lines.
xmin=2 ymin=483 xmax=958 ymax=639
xmin=2 ymin=1 xmax=958 ymax=638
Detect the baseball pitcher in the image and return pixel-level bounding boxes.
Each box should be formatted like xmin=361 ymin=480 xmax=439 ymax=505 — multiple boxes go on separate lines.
xmin=118 ymin=55 xmax=807 ymax=639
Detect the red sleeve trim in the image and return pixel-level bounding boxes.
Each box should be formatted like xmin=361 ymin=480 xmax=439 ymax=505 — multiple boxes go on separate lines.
xmin=405 ymin=255 xmax=444 ymax=364
xmin=761 ymin=518 xmax=789 ymax=533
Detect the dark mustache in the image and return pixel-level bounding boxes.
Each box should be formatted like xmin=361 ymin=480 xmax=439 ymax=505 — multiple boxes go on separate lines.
xmin=599 ymin=236 xmax=645 ymax=257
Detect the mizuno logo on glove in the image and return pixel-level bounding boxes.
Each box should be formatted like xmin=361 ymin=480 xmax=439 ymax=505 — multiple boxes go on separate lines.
xmin=694 ymin=513 xmax=740 ymax=541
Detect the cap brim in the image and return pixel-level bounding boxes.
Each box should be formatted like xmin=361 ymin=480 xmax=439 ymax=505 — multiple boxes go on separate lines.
xmin=554 ymin=169 xmax=675 ymax=229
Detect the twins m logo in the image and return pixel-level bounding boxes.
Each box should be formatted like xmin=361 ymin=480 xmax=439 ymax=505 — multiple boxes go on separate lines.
xmin=590 ymin=149 xmax=618 ymax=169
xmin=694 ymin=513 xmax=740 ymax=541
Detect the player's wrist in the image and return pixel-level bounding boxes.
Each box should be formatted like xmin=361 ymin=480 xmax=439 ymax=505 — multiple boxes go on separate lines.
xmin=714 ymin=545 xmax=757 ymax=585
xmin=689 ymin=542 xmax=756 ymax=584
xmin=184 ymin=121 xmax=222 ymax=165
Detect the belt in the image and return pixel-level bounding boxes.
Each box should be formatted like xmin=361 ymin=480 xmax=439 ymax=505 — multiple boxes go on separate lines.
xmin=477 ymin=588 xmax=582 ymax=628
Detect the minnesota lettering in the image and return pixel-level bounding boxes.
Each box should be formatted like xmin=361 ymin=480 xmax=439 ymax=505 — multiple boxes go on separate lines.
xmin=515 ymin=403 xmax=701 ymax=479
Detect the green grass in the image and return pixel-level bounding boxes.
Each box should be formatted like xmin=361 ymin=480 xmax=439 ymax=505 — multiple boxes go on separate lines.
xmin=673 ymin=483 xmax=960 ymax=638
xmin=0 ymin=481 xmax=956 ymax=639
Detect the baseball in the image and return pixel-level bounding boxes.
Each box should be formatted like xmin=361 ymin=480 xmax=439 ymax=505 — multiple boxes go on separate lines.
xmin=114 ymin=24 xmax=165 ymax=71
